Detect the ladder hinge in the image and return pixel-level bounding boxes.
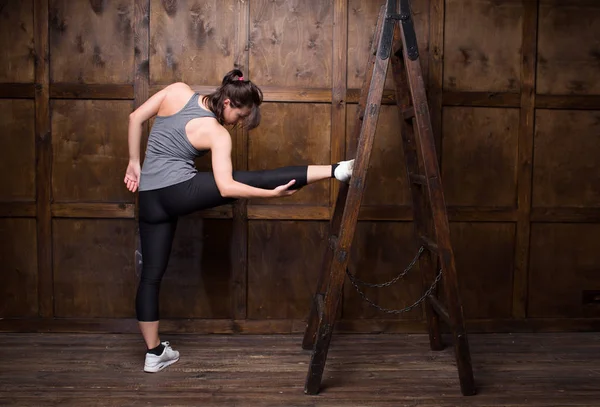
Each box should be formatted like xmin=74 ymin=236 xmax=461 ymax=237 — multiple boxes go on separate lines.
xmin=387 ymin=13 xmax=410 ymax=22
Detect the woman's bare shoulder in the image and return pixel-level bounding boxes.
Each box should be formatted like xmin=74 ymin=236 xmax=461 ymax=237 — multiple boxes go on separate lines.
xmin=157 ymin=83 xmax=196 ymax=116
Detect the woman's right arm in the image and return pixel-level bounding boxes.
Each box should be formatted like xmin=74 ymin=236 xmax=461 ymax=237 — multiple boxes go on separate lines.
xmin=127 ymin=86 xmax=174 ymax=163
xmin=125 ymin=83 xmax=186 ymax=192
xmin=209 ymin=126 xmax=296 ymax=199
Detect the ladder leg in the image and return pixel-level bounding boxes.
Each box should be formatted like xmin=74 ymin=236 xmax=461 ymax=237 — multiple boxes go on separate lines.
xmin=390 ymin=25 xmax=443 ymax=351
xmin=399 ymin=14 xmax=476 ymax=396
xmin=302 ymin=183 xmax=348 ymax=350
xmin=302 ymin=5 xmax=387 ymax=352
xmin=305 ymin=5 xmax=392 ymax=394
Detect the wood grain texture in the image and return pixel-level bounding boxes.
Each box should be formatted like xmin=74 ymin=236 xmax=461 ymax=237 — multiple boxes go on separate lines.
xmin=0 ymin=84 xmax=35 ymax=98
xmin=2 ymin=317 xmax=600 ymax=334
xmin=1 ymin=333 xmax=600 ymax=406
xmin=150 ymin=0 xmax=236 ymax=84
xmin=159 ymin=218 xmax=232 ymax=319
xmin=347 ymin=1 xmax=393 ymax=89
xmin=249 ymin=0 xmax=333 ymax=87
xmin=34 ymin=0 xmax=52 ymax=319
xmin=0 ymin=0 xmax=35 ymax=82
xmin=49 ymin=0 xmax=134 ymax=83
xmin=346 ymin=104 xmax=411 ymax=206
xmin=0 ymin=100 xmax=36 ymax=202
xmin=441 ymin=107 xmax=519 ymax=207
xmin=231 ymin=0 xmax=250 ymax=320
xmin=50 ymin=84 xmax=134 ymax=99
xmin=348 ymin=0 xmax=429 ymax=89
xmin=51 ymin=203 xmax=135 ymax=218
xmin=537 ymin=0 xmax=600 ymax=95
xmin=53 ymin=219 xmax=137 ymax=317
xmin=443 ymin=91 xmax=521 ymax=107
xmin=448 ymin=222 xmax=515 ymax=319
xmin=0 ymin=202 xmax=36 ymax=218
xmin=330 ymin=0 xmax=348 ymax=206
xmin=529 ymin=223 xmax=600 ymax=318
xmin=247 ymin=220 xmax=327 ymax=319
xmin=51 ymin=100 xmax=133 ymax=203
xmin=429 ymin=0 xmax=444 ymax=158
xmin=532 ymin=110 xmax=600 ymax=207
xmin=248 ymin=103 xmax=331 ymax=205
xmin=443 ymin=0 xmax=523 ymax=92
xmin=513 ymin=0 xmax=538 ymax=319
xmin=0 ymin=219 xmax=38 ymax=317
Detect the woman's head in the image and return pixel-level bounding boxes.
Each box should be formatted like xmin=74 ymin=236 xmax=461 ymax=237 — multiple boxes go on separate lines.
xmin=203 ymin=69 xmax=263 ymax=130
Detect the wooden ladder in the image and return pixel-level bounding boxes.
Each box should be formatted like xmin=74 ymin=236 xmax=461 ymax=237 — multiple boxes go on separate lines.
xmin=302 ymin=0 xmax=476 ymax=396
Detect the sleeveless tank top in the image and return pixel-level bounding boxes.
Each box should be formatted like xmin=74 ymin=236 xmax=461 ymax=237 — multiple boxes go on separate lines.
xmin=139 ymin=93 xmax=216 ymax=191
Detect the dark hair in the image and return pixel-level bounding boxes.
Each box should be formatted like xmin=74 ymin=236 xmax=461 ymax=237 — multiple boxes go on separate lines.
xmin=202 ymin=69 xmax=263 ymax=130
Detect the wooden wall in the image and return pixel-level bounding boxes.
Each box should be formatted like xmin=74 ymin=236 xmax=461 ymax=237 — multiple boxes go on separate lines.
xmin=1 ymin=0 xmax=599 ymax=334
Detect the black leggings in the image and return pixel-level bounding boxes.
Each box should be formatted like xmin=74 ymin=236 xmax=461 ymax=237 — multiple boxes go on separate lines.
xmin=136 ymin=166 xmax=308 ymax=321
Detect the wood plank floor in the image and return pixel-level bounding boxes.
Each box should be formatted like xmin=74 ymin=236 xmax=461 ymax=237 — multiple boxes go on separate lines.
xmin=0 ymin=332 xmax=599 ymax=406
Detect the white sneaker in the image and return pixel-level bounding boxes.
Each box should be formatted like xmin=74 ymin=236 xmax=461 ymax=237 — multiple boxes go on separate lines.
xmin=144 ymin=341 xmax=180 ymax=373
xmin=334 ymin=159 xmax=354 ymax=182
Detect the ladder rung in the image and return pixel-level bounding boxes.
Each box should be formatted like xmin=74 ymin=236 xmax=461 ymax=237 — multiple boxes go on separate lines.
xmin=427 ymin=294 xmax=454 ymax=329
xmin=402 ymin=107 xmax=415 ymax=120
xmin=409 ymin=173 xmax=427 ymax=185
xmin=420 ymin=235 xmax=438 ymax=253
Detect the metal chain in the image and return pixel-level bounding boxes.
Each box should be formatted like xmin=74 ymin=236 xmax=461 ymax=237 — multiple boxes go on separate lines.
xmin=346 ymin=267 xmax=443 ymax=314
xmin=347 ymin=246 xmax=424 ymax=288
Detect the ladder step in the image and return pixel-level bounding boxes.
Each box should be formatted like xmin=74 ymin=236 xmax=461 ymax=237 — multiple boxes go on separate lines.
xmin=409 ymin=173 xmax=427 ymax=185
xmin=402 ymin=106 xmax=415 ymax=120
xmin=420 ymin=235 xmax=439 ymax=253
xmin=427 ymin=294 xmax=454 ymax=329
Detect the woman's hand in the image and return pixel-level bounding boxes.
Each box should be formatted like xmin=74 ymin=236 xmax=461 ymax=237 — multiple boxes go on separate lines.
xmin=124 ymin=161 xmax=141 ymax=192
xmin=271 ymin=179 xmax=297 ymax=197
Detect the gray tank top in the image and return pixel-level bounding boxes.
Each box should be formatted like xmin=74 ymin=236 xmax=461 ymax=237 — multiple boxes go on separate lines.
xmin=139 ymin=93 xmax=215 ymax=191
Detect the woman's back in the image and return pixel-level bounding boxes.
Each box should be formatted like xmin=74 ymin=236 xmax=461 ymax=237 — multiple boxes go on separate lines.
xmin=139 ymin=92 xmax=215 ymax=191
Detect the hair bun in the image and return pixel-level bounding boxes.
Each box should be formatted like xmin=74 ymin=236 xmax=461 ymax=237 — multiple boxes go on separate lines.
xmin=222 ymin=69 xmax=245 ymax=85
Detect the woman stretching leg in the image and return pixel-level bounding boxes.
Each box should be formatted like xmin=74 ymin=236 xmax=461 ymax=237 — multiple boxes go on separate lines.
xmin=124 ymin=69 xmax=354 ymax=373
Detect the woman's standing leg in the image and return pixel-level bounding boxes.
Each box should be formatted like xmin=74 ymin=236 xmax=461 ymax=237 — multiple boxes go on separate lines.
xmin=136 ymin=218 xmax=178 ymax=348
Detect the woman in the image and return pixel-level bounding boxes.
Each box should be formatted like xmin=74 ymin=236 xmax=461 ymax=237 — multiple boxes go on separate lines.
xmin=124 ymin=69 xmax=354 ymax=373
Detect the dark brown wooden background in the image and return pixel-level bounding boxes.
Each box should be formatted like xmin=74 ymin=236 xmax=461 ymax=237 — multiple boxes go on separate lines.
xmin=1 ymin=0 xmax=599 ymax=334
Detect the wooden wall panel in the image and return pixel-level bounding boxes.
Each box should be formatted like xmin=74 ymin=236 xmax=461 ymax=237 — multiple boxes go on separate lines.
xmin=443 ymin=0 xmax=523 ymax=92
xmin=529 ymin=223 xmax=600 ymax=318
xmin=532 ymin=110 xmax=600 ymax=208
xmin=347 ymin=104 xmax=411 ymax=207
xmin=450 ymin=222 xmax=515 ymax=319
xmin=249 ymin=0 xmax=333 ymax=87
xmin=0 ymin=219 xmax=38 ymax=317
xmin=0 ymin=0 xmax=599 ymax=334
xmin=49 ymin=0 xmax=134 ymax=84
xmin=51 ymin=100 xmax=133 ymax=203
xmin=441 ymin=107 xmax=519 ymax=207
xmin=53 ymin=219 xmax=136 ymax=317
xmin=248 ymin=103 xmax=331 ymax=206
xmin=149 ymin=0 xmax=236 ymax=85
xmin=342 ymin=222 xmax=423 ymax=320
xmin=159 ymin=218 xmax=232 ymax=319
xmin=537 ymin=0 xmax=600 ymax=95
xmin=0 ymin=100 xmax=36 ymax=202
xmin=247 ymin=221 xmax=327 ymax=319
xmin=0 ymin=0 xmax=35 ymax=82
xmin=347 ymin=0 xmax=429 ymax=89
